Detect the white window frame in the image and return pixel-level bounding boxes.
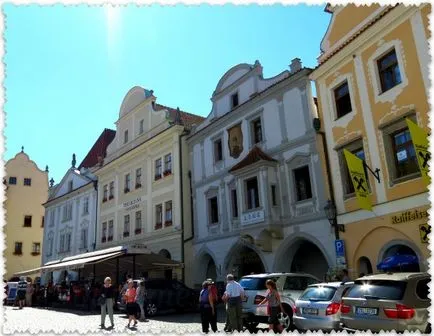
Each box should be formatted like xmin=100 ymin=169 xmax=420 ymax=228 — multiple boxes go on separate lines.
xmin=247 ymin=108 xmax=265 ymax=147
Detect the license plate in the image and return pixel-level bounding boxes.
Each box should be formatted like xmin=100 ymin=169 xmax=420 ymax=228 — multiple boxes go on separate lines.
xmin=356 ymin=307 xmax=378 ymax=316
xmin=303 ymin=308 xmax=318 ymax=315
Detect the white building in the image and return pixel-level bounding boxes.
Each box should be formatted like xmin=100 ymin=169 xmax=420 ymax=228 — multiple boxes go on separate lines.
xmin=188 ymin=59 xmax=337 ymax=285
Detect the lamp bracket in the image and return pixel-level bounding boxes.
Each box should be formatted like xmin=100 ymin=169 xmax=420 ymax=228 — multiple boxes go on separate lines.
xmin=363 ymin=161 xmax=381 ymax=184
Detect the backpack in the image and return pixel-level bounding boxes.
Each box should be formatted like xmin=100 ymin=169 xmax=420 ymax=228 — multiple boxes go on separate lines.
xmin=209 ymin=285 xmax=218 ymax=303
xmin=200 ymin=288 xmax=209 ymax=305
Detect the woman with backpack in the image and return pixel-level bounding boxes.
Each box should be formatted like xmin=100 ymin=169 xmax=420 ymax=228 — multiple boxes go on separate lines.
xmin=123 ymin=280 xmax=138 ymax=328
xmin=257 ymin=279 xmax=287 ymax=333
xmin=199 ymin=280 xmax=216 ymax=333
xmin=135 ymin=280 xmax=147 ymax=322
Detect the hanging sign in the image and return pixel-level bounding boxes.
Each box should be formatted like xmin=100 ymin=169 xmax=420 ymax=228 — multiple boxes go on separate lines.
xmin=406 ymin=118 xmax=430 ymax=187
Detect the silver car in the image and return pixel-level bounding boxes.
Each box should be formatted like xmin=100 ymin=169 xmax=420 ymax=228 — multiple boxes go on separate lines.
xmin=294 ymin=282 xmax=353 ymax=331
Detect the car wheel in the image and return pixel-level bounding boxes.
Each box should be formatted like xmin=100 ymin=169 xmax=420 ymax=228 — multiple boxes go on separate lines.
xmin=243 ymin=320 xmax=259 ymax=332
xmin=146 ymin=302 xmax=158 ymax=317
xmin=425 ymin=323 xmax=431 ymax=334
xmin=278 ymin=304 xmax=293 ymax=331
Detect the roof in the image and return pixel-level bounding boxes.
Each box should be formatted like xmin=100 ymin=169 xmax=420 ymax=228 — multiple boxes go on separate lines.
xmin=229 ymin=146 xmax=278 ymax=173
xmin=356 ymin=272 xmax=430 ymax=281
xmin=154 ymin=103 xmax=205 ymax=127
xmin=78 ymin=128 xmax=116 ymax=169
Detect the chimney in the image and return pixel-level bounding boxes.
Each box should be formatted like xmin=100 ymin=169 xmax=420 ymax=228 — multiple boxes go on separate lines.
xmin=289 ymin=58 xmax=302 ymax=74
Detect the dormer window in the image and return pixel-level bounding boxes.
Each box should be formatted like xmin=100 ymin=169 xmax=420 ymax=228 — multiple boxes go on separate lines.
xmin=68 ymin=180 xmax=73 ymax=192
xmin=124 ymin=130 xmax=129 ymax=144
xmin=231 ymin=93 xmax=239 ymax=109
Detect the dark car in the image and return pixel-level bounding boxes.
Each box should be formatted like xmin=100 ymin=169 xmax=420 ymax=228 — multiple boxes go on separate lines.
xmin=118 ymin=279 xmax=199 ymax=317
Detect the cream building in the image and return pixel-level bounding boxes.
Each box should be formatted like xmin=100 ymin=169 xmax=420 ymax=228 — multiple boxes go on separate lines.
xmin=95 ymin=87 xmax=204 ymax=284
xmin=4 ymin=149 xmax=49 ymax=280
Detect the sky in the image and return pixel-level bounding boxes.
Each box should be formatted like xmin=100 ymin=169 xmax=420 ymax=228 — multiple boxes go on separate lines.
xmin=3 ymin=4 xmax=331 ymax=184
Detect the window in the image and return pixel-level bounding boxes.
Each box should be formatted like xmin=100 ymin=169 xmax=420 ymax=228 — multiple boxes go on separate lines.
xmin=24 ymin=178 xmax=31 ymax=186
xmin=391 ymin=128 xmax=418 ymax=179
xmin=139 ymin=120 xmax=144 ymax=134
xmin=155 ymin=204 xmax=163 ymax=229
xmin=214 ymin=139 xmax=223 ymax=162
xmin=341 ymin=145 xmax=369 ymax=195
xmin=50 ymin=211 xmax=55 ymax=227
xmin=103 ymin=184 xmax=108 ymax=202
xmin=135 ymin=211 xmax=142 ymax=234
xmin=135 ymin=168 xmax=142 ymax=188
xmin=334 ymin=81 xmax=352 ymax=118
xmin=32 ymin=242 xmax=41 ymax=255
xmin=63 ymin=203 xmax=72 ymax=221
xmin=123 ymin=215 xmax=130 ymax=237
xmin=108 ymin=220 xmax=114 ymax=241
xmin=80 ymin=229 xmax=88 ymax=249
xmin=47 ymin=235 xmax=53 ymax=256
xmin=14 ymin=242 xmax=22 ymax=255
xmin=65 ymin=233 xmax=71 ymax=252
xmin=377 ymin=49 xmax=402 ymax=93
xmin=155 ymin=159 xmax=162 ymax=180
xmin=165 ymin=201 xmax=172 ymax=226
xmin=208 ymin=197 xmax=219 ymax=224
xmin=251 ymin=118 xmax=263 ymax=144
xmin=231 ymin=189 xmax=238 ymax=218
xmin=271 ymin=185 xmax=278 ymax=206
xmin=124 ymin=174 xmax=131 ymax=193
xmin=109 ymin=182 xmax=114 ymax=199
xmin=124 ymin=130 xmax=129 ymax=144
xmin=68 ymin=180 xmax=73 ymax=192
xmin=231 ymin=93 xmax=239 ymax=108
xmin=83 ymin=197 xmax=89 ymax=215
xmin=24 ymin=215 xmax=32 ymax=227
xmin=101 ymin=222 xmax=107 ymax=242
xmin=164 ymin=154 xmax=172 ymax=175
xmin=246 ymin=177 xmax=260 ymax=209
xmin=8 ymin=177 xmax=16 ymax=185
xmin=293 ymin=166 xmax=313 ymax=201
xmin=41 ymin=216 xmax=44 ymax=228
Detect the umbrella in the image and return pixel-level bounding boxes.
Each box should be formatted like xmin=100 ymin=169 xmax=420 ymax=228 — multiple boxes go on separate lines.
xmin=377 ymin=254 xmax=418 ymax=271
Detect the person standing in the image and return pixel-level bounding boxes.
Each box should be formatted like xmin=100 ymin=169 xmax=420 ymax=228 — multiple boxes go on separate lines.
xmin=25 ymin=281 xmax=34 ymax=307
xmin=258 ymin=279 xmax=287 ymax=333
xmin=135 ymin=280 xmax=147 ymax=322
xmin=225 ymin=274 xmax=245 ymax=332
xmin=16 ymin=277 xmax=28 ymax=309
xmin=206 ymin=279 xmax=218 ymax=332
xmin=199 ymin=281 xmax=216 ymax=333
xmin=100 ymin=277 xmax=115 ymax=329
xmin=341 ymin=269 xmax=351 ymax=283
xmin=124 ymin=280 xmax=138 ymax=328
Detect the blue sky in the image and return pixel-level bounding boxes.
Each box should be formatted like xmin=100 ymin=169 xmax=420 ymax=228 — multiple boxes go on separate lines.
xmin=3 ymin=4 xmax=330 ymax=184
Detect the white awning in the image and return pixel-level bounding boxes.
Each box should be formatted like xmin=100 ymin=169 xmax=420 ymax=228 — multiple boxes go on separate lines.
xmin=14 ymin=267 xmax=43 ymax=277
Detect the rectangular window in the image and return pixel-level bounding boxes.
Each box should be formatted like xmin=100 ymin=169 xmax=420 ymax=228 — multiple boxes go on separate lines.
xmin=251 ymin=118 xmax=263 ymax=144
xmin=214 ymin=139 xmax=223 ymax=162
xmin=139 ymin=120 xmax=144 ymax=134
xmin=66 ymin=203 xmax=72 ymax=221
xmin=14 ymin=242 xmax=22 ymax=255
xmin=123 ymin=215 xmax=130 ymax=237
xmin=109 ymin=182 xmax=114 ymax=199
xmin=164 ymin=154 xmax=172 ymax=175
xmin=83 ymin=197 xmax=89 ymax=214
xmin=378 ymin=49 xmax=402 ymax=93
xmin=209 ymin=197 xmax=219 ymax=224
xmin=165 ymin=201 xmax=172 ymax=226
xmin=334 ymin=81 xmax=352 ymax=118
xmin=80 ymin=229 xmax=88 ymax=249
xmin=103 ymin=184 xmax=108 ymax=202
xmin=392 ymin=128 xmax=418 ymax=179
xmin=231 ymin=189 xmax=238 ymax=218
xmin=102 ymin=222 xmax=107 ymax=243
xmin=108 ymin=220 xmax=114 ymax=241
xmin=135 ymin=211 xmax=142 ymax=234
xmin=155 ymin=159 xmax=162 ymax=180
xmin=24 ymin=215 xmax=32 ymax=227
xmin=246 ymin=177 xmax=260 ymax=209
xmin=59 ymin=234 xmax=65 ymax=252
xmin=293 ymin=166 xmax=313 ymax=201
xmin=50 ymin=211 xmax=55 ymax=227
xmin=271 ymin=185 xmax=278 ymax=206
xmin=48 ymin=237 xmax=53 ymax=256
xmin=8 ymin=177 xmax=16 ymax=185
xmin=32 ymin=242 xmax=41 ymax=254
xmin=124 ymin=130 xmax=129 ymax=144
xmin=68 ymin=180 xmax=73 ymax=192
xmin=124 ymin=174 xmax=131 ymax=193
xmin=231 ymin=93 xmax=239 ymax=108
xmin=135 ymin=168 xmax=142 ymax=188
xmin=41 ymin=216 xmax=44 ymax=228
xmin=65 ymin=233 xmax=71 ymax=252
xmin=155 ymin=204 xmax=163 ymax=229
xmin=24 ymin=178 xmax=31 ymax=186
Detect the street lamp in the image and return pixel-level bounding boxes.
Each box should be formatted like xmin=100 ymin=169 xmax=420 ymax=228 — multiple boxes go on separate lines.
xmin=324 ymin=200 xmax=345 ymax=238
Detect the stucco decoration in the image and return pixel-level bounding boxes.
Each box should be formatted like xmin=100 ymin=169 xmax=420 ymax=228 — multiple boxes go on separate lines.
xmin=119 ymin=86 xmax=151 ymax=118
xmin=212 ymin=63 xmax=254 ymax=97
xmin=227 ymin=123 xmax=243 ymax=158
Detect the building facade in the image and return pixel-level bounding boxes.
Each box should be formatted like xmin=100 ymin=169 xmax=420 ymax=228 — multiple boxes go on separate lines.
xmin=311 ymin=4 xmax=431 ymax=276
xmin=4 ymin=149 xmax=48 ymax=280
xmin=188 ymin=60 xmax=337 ymax=286
xmin=94 ymin=87 xmax=203 ymax=283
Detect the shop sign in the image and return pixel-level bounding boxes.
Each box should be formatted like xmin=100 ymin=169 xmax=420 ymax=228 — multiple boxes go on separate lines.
xmin=241 ymin=210 xmax=264 ymax=226
xmin=122 ymin=197 xmax=142 ymax=211
xmin=419 ymin=224 xmax=430 ymax=244
xmin=391 ymin=209 xmax=429 ymax=224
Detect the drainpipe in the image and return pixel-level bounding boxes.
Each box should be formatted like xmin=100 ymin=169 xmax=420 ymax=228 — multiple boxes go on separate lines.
xmin=179 ymin=128 xmax=190 ymax=284
xmin=93 ymin=180 xmax=98 ymax=251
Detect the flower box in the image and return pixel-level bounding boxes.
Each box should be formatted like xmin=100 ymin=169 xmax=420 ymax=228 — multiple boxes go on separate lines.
xmin=102 ymin=198 xmax=107 ymax=203
xmin=109 ymin=195 xmax=114 ymax=200
xmin=135 ymin=228 xmax=142 ymax=234
xmin=101 ymin=237 xmax=106 ymax=243
xmin=164 ymin=220 xmax=173 ymax=227
xmin=123 ymin=232 xmax=130 ymax=238
xmin=154 ymin=222 xmax=162 ymax=230
xmin=135 ymin=183 xmax=142 ymax=189
xmin=13 ymin=252 xmax=23 ymax=256
xmin=163 ymin=170 xmax=172 ymax=177
xmin=31 ymin=252 xmax=40 ymax=256
xmin=107 ymin=236 xmax=113 ymax=241
xmin=124 ymin=188 xmax=130 ymax=193
xmin=154 ymin=174 xmax=162 ymax=181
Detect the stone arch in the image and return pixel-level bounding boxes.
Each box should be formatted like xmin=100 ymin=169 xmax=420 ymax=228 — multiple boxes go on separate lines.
xmin=377 ymin=239 xmax=424 ymax=272
xmin=195 ymin=245 xmax=219 ymax=284
xmin=158 ymin=249 xmax=172 ymax=259
xmin=255 ymin=229 xmax=273 ymax=252
xmin=357 ymin=256 xmax=373 ymax=276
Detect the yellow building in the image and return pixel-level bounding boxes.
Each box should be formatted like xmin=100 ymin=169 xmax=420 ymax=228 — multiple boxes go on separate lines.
xmin=4 ymin=149 xmax=49 ymax=280
xmin=311 ymin=4 xmax=430 ymax=277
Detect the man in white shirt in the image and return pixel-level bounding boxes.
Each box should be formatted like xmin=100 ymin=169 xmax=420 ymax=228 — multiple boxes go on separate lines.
xmin=225 ymin=274 xmax=245 ymax=332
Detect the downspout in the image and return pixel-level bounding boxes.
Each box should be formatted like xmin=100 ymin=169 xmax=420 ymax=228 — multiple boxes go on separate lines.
xmin=179 ymin=128 xmax=190 ymax=283
xmin=93 ymin=180 xmax=98 ymax=251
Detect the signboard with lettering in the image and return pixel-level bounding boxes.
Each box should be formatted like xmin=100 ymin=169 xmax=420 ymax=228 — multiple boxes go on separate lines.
xmin=122 ymin=197 xmax=142 ymax=211
xmin=391 ymin=209 xmax=429 ymax=224
xmin=241 ymin=210 xmax=265 ymax=226
xmin=419 ymin=224 xmax=430 ymax=244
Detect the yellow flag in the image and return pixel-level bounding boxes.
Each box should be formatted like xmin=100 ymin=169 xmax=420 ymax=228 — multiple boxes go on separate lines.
xmin=344 ymin=149 xmax=372 ymax=211
xmin=406 ymin=118 xmax=430 ymax=187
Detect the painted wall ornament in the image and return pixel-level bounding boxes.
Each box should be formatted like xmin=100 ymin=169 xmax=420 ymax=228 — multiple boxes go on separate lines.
xmin=227 ymin=123 xmax=243 ymax=159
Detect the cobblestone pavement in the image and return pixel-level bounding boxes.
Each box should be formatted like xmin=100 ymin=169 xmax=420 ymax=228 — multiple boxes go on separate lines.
xmin=3 ymin=305 xmax=231 ymax=334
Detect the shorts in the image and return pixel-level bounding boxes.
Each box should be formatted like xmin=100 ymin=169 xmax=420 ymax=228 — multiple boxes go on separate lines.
xmin=17 ymin=291 xmax=26 ymax=300
xmin=126 ymin=302 xmax=137 ymax=316
xmin=268 ymin=306 xmax=280 ymax=325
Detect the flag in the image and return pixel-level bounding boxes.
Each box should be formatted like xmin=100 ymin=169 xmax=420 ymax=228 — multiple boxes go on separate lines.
xmin=344 ymin=149 xmax=372 ymax=211
xmin=406 ymin=118 xmax=430 ymax=187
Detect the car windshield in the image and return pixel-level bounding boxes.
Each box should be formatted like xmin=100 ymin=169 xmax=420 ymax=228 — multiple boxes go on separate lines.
xmin=299 ymin=286 xmax=337 ymax=301
xmin=345 ymin=280 xmax=407 ymax=300
xmin=239 ymin=277 xmax=268 ymax=290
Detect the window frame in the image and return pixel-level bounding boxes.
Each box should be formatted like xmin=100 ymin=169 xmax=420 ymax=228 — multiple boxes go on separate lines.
xmin=32 ymin=242 xmax=41 ymax=255
xmin=164 ymin=153 xmax=172 ymax=175
xmin=214 ymin=138 xmax=223 ymax=163
xmin=208 ymin=196 xmax=219 ymax=225
xmin=155 ymin=204 xmax=163 ymax=229
xmin=124 ymin=173 xmax=131 ymax=193
xmin=123 ymin=215 xmax=130 ymax=237
xmin=24 ymin=215 xmax=32 ymax=227
xmin=271 ymin=185 xmax=278 ymax=206
xmin=108 ymin=220 xmax=114 ymax=241
xmin=124 ymin=129 xmax=129 ymax=144
xmin=245 ymin=177 xmax=260 ymax=210
xmin=135 ymin=168 xmax=142 ymax=188
xmin=135 ymin=211 xmax=142 ymax=234
xmin=293 ymin=165 xmax=313 ymax=202
xmin=165 ymin=201 xmax=173 ymax=226
xmin=24 ymin=178 xmax=32 ymax=186
xmin=139 ymin=119 xmax=144 ymax=134
xmin=251 ymin=118 xmax=263 ymax=145
xmin=83 ymin=197 xmax=89 ymax=215
xmin=101 ymin=221 xmax=107 ymax=243
xmin=14 ymin=242 xmax=23 ymax=255
xmin=230 ymin=188 xmax=239 ymax=218
xmin=109 ymin=181 xmax=114 ymax=200
xmin=155 ymin=158 xmax=162 ymax=180
xmin=231 ymin=92 xmax=239 ymax=109
xmin=377 ymin=48 xmax=402 ymax=93
xmin=334 ymin=80 xmax=353 ymax=119
xmin=103 ymin=184 xmax=108 ymax=202
xmin=8 ymin=176 xmax=17 ymax=185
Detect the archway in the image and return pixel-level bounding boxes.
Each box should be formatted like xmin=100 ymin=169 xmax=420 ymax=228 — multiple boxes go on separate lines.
xmin=159 ymin=249 xmax=173 ymax=280
xmin=380 ymin=244 xmax=420 ymax=272
xmin=195 ymin=251 xmax=218 ymax=285
xmin=289 ymin=241 xmax=329 ymax=279
xmin=226 ymin=245 xmax=265 ymax=279
xmin=357 ymin=256 xmax=373 ymax=276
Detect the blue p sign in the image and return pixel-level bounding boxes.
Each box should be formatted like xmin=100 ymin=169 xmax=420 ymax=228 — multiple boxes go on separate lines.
xmin=335 ymin=240 xmax=345 ymax=257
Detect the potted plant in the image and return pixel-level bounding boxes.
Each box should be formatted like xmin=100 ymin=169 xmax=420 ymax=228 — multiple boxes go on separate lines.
xmin=123 ymin=231 xmax=130 ymax=238
xmin=164 ymin=220 xmax=173 ymax=227
xmin=155 ymin=222 xmax=162 ymax=230
xmin=135 ymin=228 xmax=142 ymax=234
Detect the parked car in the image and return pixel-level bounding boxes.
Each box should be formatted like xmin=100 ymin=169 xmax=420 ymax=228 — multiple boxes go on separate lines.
xmin=340 ymin=272 xmax=430 ymax=333
xmin=294 ymin=281 xmax=353 ymax=331
xmin=240 ymin=272 xmax=320 ymax=331
xmin=118 ymin=279 xmax=198 ymax=317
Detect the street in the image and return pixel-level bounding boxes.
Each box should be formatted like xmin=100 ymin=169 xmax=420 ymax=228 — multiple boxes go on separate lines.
xmin=3 ymin=305 xmax=231 ymax=334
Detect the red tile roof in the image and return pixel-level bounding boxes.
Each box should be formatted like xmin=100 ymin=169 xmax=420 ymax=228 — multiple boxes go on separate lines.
xmin=229 ymin=146 xmax=277 ymax=173
xmin=78 ymin=128 xmax=116 ymax=169
xmin=154 ymin=103 xmax=205 ymax=127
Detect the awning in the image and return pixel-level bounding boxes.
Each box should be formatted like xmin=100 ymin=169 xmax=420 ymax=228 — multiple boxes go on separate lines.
xmin=14 ymin=267 xmax=43 ymax=277
xmin=42 ymin=251 xmax=124 ymax=272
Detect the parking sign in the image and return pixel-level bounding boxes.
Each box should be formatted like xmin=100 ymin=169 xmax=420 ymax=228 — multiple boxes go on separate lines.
xmin=335 ymin=239 xmax=345 ymax=257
